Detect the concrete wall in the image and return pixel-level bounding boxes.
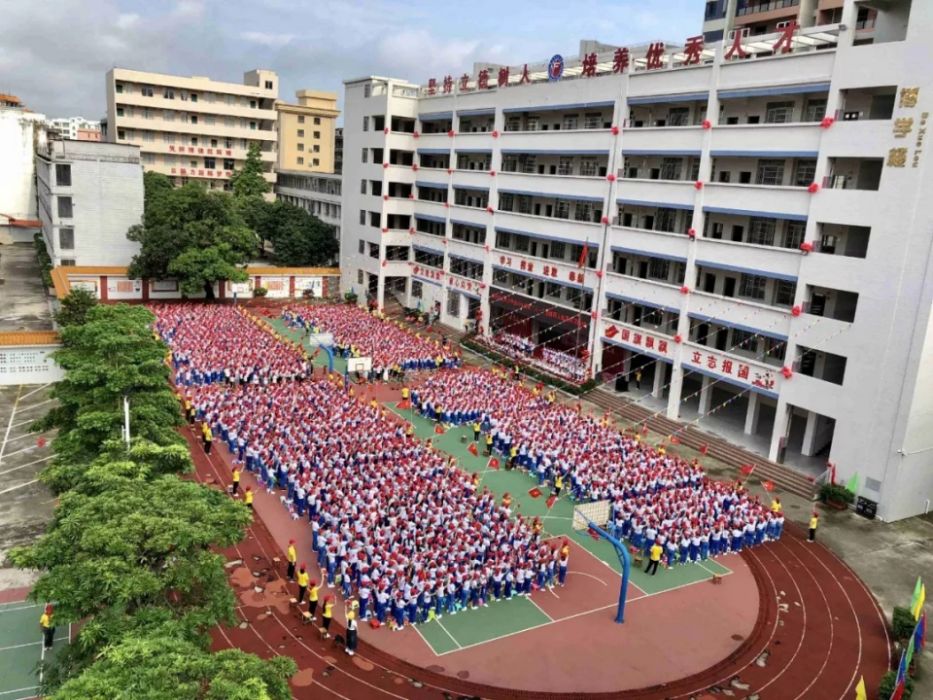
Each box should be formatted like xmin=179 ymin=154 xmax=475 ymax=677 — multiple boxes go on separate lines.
xmin=0 ymin=344 xmax=64 ymax=386
xmin=0 ymin=110 xmax=45 ymax=220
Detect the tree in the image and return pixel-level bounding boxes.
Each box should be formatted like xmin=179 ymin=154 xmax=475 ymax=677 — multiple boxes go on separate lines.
xmin=34 ymin=304 xmax=182 ymax=484
xmin=9 ymin=469 xmax=250 ymax=622
xmin=128 ymin=179 xmax=258 ymax=299
xmin=54 ymin=288 xmax=98 ymax=327
xmin=168 ymin=243 xmax=249 ymax=298
xmin=51 ymin=634 xmax=296 ymax=700
xmin=267 ymin=201 xmax=338 ymax=266
xmin=229 ymin=143 xmax=270 ymax=199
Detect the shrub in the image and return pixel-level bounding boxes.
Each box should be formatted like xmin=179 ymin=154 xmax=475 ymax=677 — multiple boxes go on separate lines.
xmin=893 ymin=606 xmax=916 ymax=641
xmin=34 ymin=233 xmax=54 ymax=288
xmin=820 ymin=482 xmax=855 ymax=505
xmin=344 ymin=290 xmax=358 ymax=304
xmin=879 ymin=669 xmax=913 ymax=699
xmin=252 ymin=286 xmax=268 ymax=297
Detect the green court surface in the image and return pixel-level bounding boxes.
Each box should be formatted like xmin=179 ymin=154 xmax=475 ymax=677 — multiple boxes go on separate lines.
xmin=0 ymin=601 xmax=70 ymax=699
xmin=387 ymin=404 xmax=731 ymax=600
xmin=263 ymin=316 xmax=349 ymax=375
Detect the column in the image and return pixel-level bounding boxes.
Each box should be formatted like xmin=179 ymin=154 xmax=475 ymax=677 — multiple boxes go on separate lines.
xmin=622 ymin=351 xmax=632 ymax=381
xmin=652 ymin=360 xmax=666 ymax=399
xmin=697 ymin=374 xmax=713 ymax=416
xmin=769 ymin=398 xmax=791 ymax=462
xmin=801 ymin=410 xmax=820 ymax=456
xmin=665 ymin=363 xmax=684 ymax=420
xmin=744 ymin=392 xmax=761 ymax=435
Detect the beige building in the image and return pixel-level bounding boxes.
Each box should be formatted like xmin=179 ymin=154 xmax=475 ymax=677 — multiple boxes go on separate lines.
xmin=276 ymin=90 xmax=339 ymax=174
xmin=105 ymin=67 xmax=278 ymax=191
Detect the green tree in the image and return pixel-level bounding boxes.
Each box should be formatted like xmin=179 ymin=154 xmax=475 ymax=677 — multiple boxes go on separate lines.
xmin=9 ymin=470 xmax=250 ymax=622
xmin=52 ymin=634 xmax=295 ymax=700
xmin=54 ymin=288 xmax=98 ymax=327
xmin=128 ymin=180 xmax=258 ymax=299
xmin=34 ymin=304 xmax=182 ymax=484
xmin=229 ymin=142 xmax=270 ymax=199
xmin=267 ymin=201 xmax=339 ymax=266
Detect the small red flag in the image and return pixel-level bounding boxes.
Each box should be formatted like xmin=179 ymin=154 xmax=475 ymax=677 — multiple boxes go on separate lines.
xmin=577 ymin=242 xmax=589 ymax=268
xmin=669 ymin=435 xmax=681 ymax=445
xmin=740 ymin=464 xmax=755 ymax=476
xmin=699 ymin=443 xmax=709 ymax=455
xmin=762 ymin=480 xmax=776 ymax=492
xmin=546 ymin=494 xmax=557 ymax=509
xmin=487 ymin=457 xmax=500 ymax=470
xmin=36 ymin=436 xmax=47 ymax=448
xmin=528 ymin=487 xmax=542 ymax=499
xmin=468 ymin=442 xmax=478 ymax=456
xmin=587 ymin=527 xmax=600 ymax=540
xmin=396 ymin=400 xmax=411 ymax=410
xmin=434 ymin=424 xmax=445 ymax=434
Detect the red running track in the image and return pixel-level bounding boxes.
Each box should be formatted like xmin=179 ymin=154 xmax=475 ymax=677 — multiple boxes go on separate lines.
xmin=186 ymin=424 xmax=891 ymax=700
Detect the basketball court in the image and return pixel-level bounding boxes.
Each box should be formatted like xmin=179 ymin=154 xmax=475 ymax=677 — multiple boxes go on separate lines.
xmin=0 ymin=597 xmax=70 ymax=700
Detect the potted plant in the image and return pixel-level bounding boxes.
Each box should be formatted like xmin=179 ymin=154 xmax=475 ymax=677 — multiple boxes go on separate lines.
xmin=253 ymin=286 xmax=268 ymax=298
xmin=819 ymin=482 xmax=855 ymax=509
xmin=344 ymin=290 xmax=358 ymax=305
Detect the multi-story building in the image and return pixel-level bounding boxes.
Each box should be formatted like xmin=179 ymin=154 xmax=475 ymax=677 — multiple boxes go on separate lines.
xmin=335 ymin=127 xmax=344 ymax=174
xmin=47 ymin=117 xmax=102 ymax=141
xmin=276 ymin=90 xmax=340 ymax=174
xmin=104 ymin=68 xmax=278 ymax=192
xmin=340 ymin=0 xmax=933 ymax=522
xmin=0 ymin=94 xmax=46 ymax=238
xmin=275 ymin=170 xmax=342 ymax=243
xmin=702 ymin=0 xmax=877 ymax=42
xmin=35 ymin=138 xmax=143 ymax=267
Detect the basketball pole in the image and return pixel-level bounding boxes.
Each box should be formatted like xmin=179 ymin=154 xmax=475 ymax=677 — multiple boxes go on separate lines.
xmin=584 ymin=518 xmax=632 ymax=624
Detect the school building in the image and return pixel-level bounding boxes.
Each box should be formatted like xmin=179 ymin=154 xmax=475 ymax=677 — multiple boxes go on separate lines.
xmin=338 ymin=0 xmax=932 ymax=521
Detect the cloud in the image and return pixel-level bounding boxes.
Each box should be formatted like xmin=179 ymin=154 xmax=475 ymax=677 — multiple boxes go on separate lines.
xmin=115 ymin=13 xmax=140 ymax=30
xmin=240 ymin=31 xmax=294 ymax=48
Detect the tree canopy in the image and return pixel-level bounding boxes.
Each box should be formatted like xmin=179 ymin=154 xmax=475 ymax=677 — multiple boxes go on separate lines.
xmin=127 ymin=172 xmax=258 ymax=298
xmin=229 ymin=143 xmax=270 ymax=199
xmin=54 ymin=288 xmax=98 ymax=327
xmin=262 ymin=200 xmax=338 ymax=266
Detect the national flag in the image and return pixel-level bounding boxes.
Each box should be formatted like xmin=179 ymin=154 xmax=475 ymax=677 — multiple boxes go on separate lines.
xmin=895 ymin=648 xmax=908 ymax=687
xmin=487 ymin=457 xmax=500 ymax=470
xmin=546 ymin=494 xmax=558 ymax=509
xmin=577 ymin=242 xmax=589 ymax=268
xmin=913 ymin=583 xmax=926 ymax=621
xmin=740 ymin=464 xmax=755 ymax=476
xmin=467 ymin=442 xmax=478 ymax=456
xmin=854 ymin=675 xmax=867 ymax=700
xmin=528 ymin=487 xmax=542 ymax=499
xmin=845 ymin=472 xmax=859 ymax=494
xmin=587 ymin=526 xmax=600 ymax=541
xmin=762 ymin=480 xmax=776 ymax=493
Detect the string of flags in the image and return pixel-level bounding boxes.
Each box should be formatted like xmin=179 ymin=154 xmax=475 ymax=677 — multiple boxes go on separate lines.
xmin=886 ymin=577 xmax=927 ymax=700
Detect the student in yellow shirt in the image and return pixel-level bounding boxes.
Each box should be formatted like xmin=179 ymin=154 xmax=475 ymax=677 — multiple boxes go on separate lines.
xmin=202 ymin=423 xmax=213 ymax=455
xmin=286 ymin=539 xmax=297 ymax=580
xmin=321 ymin=596 xmax=335 ymax=638
xmin=243 ymin=486 xmax=253 ymax=510
xmin=645 ymin=541 xmax=663 ymax=576
xmin=808 ymin=512 xmax=819 ymax=542
xmin=39 ymin=603 xmax=55 ymax=650
xmin=230 ymin=466 xmax=240 ymax=496
xmin=472 ymin=421 xmax=481 ymax=442
xmin=296 ymin=564 xmax=310 ymax=603
xmin=345 ymin=604 xmax=359 ymax=656
xmin=308 ymin=579 xmax=321 ymax=619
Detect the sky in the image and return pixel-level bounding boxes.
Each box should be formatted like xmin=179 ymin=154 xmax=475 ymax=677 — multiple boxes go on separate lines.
xmin=0 ymin=0 xmax=702 ymax=121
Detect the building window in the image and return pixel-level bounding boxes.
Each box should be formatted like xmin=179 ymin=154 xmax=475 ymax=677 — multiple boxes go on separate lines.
xmin=297 ymin=157 xmax=304 ymax=165
xmin=60 ymin=259 xmax=76 ymax=267
xmin=116 ymin=107 xmax=125 ymax=117
xmin=313 ymin=158 xmax=319 ymax=166
xmin=141 ymin=86 xmax=153 ymax=97
xmin=190 ymin=115 xmax=198 ymax=125
xmin=265 ymin=80 xmax=273 ymax=90
xmin=57 ymin=196 xmax=73 ymax=218
xmin=562 ymin=114 xmax=578 ymax=130
xmin=793 ymin=160 xmax=817 ymax=187
xmin=190 ymin=93 xmax=198 ymax=102
xmin=313 ymin=131 xmax=321 ymax=138
xmin=804 ymin=98 xmax=827 ymax=122
xmin=58 ymin=227 xmax=75 ymax=249
xmin=312 ymin=144 xmax=320 ymax=153
xmin=205 ymin=157 xmax=216 ymax=169
xmin=764 ymin=101 xmax=795 ymax=124
xmin=447 ymin=291 xmax=460 ymax=317
xmin=55 ymin=164 xmax=72 ymax=187
xmin=117 ymin=129 xmax=126 ymax=140
xmin=739 ymin=274 xmax=767 ymax=301
xmin=163 ymin=88 xmax=175 ymax=99
xmin=361 ymin=148 xmax=368 ymax=163
xmin=297 ymin=143 xmax=304 ymax=152
xmin=358 ymin=240 xmax=365 ymax=254
xmin=223 ymin=159 xmax=234 ymax=170
xmin=363 ymin=116 xmax=369 ymax=131
xmin=411 ymin=279 xmax=423 ymax=298
xmin=249 ymin=121 xmax=257 ymax=130
xmin=756 ymin=159 xmax=785 ymax=186
xmin=314 ymin=117 xmax=321 ymax=125
xmin=297 ymin=129 xmax=304 ymax=137
xmin=298 ymin=116 xmax=305 ymax=124
xmin=774 ymin=280 xmax=796 ymax=306
xmin=579 ymin=157 xmax=598 ymax=177
xmin=748 ymin=218 xmax=776 ymax=246
xmin=363 ymin=84 xmax=371 ymax=98
xmin=115 ymin=83 xmax=124 ymax=93
xmin=554 ymin=200 xmax=570 ymax=219
xmin=359 ymin=210 xmax=366 ymax=225
xmin=784 ymin=221 xmax=805 ymax=249
xmin=648 ymin=259 xmax=670 ymax=280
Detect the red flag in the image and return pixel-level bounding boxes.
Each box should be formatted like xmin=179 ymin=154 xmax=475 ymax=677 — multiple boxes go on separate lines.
xmin=669 ymin=435 xmax=681 ymax=445
xmin=546 ymin=494 xmax=557 ymax=509
xmin=740 ymin=464 xmax=755 ymax=476
xmin=487 ymin=457 xmax=500 ymax=470
xmin=577 ymin=242 xmax=589 ymax=268
xmin=699 ymin=443 xmax=709 ymax=455
xmin=467 ymin=442 xmax=478 ymax=456
xmin=396 ymin=400 xmax=411 ymax=410
xmin=587 ymin=526 xmax=600 ymax=540
xmin=528 ymin=487 xmax=542 ymax=499
xmin=434 ymin=424 xmax=445 ymax=434
xmin=762 ymin=480 xmax=776 ymax=492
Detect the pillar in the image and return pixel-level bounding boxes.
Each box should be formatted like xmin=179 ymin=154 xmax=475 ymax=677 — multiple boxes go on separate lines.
xmin=697 ymin=374 xmax=713 ymax=416
xmin=99 ymin=276 xmax=108 ymax=301
xmin=769 ymin=398 xmax=791 ymax=463
xmin=622 ymin=351 xmax=632 ymax=379
xmin=652 ymin=360 xmax=666 ymax=399
xmin=744 ymin=391 xmax=761 ymax=435
xmin=801 ymin=410 xmax=820 ymax=457
xmin=665 ymin=364 xmax=684 ymax=420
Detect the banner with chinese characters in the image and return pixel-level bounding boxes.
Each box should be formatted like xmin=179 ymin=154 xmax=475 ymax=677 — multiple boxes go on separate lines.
xmin=682 ymin=342 xmax=782 ymax=397
xmin=601 ymin=321 xmax=672 ymax=358
xmin=489 ymin=287 xmax=589 ymax=330
xmin=496 ymin=252 xmax=594 ymax=289
xmin=445 ymin=272 xmax=483 ymax=298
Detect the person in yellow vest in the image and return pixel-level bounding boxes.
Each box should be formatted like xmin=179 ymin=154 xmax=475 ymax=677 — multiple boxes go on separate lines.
xmin=484 ymin=432 xmax=494 ymax=456
xmin=345 ymin=605 xmax=359 ymax=656
xmin=645 ymin=541 xmax=663 ymax=575
xmin=808 ymin=511 xmax=819 ymax=543
xmin=406 ymin=424 xmax=414 ymax=438
xmin=532 ymin=517 xmax=543 ymax=538
xmin=401 ymin=386 xmax=410 ymax=402
xmin=321 ymin=595 xmax=335 ymax=638
xmin=308 ymin=579 xmax=321 ymax=620
xmin=502 ymin=492 xmax=512 ymax=510
xmin=369 ymin=398 xmax=378 ymax=411
xmin=296 ymin=563 xmax=310 ymax=603
xmin=508 ymin=444 xmax=518 ymax=470
xmin=184 ymin=397 xmax=194 ymax=423
xmin=472 ymin=421 xmax=481 ymax=442
xmin=231 ymin=466 xmax=240 ymax=496
xmin=553 ymin=473 xmax=564 ymax=498
xmin=39 ymin=603 xmax=55 ymax=650
xmin=202 ymin=423 xmax=213 ymax=455
xmin=243 ymin=486 xmax=253 ymax=510
xmin=286 ymin=539 xmax=297 ymax=580
xmin=770 ymin=497 xmax=782 ymax=515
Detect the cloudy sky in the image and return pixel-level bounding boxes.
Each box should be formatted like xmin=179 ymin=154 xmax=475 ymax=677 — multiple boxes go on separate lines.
xmin=0 ymin=0 xmax=702 ymax=120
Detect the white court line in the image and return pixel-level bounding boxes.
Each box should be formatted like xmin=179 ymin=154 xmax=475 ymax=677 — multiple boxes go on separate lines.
xmin=0 ymin=636 xmax=69 ymax=652
xmin=565 ymin=571 xmax=609 ymax=586
xmin=0 ymin=455 xmax=53 ymax=477
xmin=0 ymin=386 xmax=23 ymax=470
xmin=527 ymin=595 xmax=555 ymax=622
xmin=0 ymin=480 xmax=39 ymax=496
xmin=0 ymin=445 xmax=42 ymax=460
xmin=13 ymin=399 xmax=54 ymax=414
xmin=433 ymin=617 xmax=461 ymax=648
xmin=3 ymin=431 xmax=47 ymax=446
xmin=18 ymin=384 xmax=51 ymax=402
xmin=0 ymin=687 xmax=39 ymax=697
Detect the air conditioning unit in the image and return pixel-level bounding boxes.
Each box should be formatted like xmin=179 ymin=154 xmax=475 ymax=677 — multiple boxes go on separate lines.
xmin=727 ymin=28 xmax=751 ymax=40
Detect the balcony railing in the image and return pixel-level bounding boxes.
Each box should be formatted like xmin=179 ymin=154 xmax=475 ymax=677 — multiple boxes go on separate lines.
xmin=736 ymin=0 xmax=799 ymax=17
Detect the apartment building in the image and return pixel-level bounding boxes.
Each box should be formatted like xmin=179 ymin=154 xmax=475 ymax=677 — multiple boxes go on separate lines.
xmin=105 ymin=68 xmax=278 ymax=192
xmin=35 ymin=138 xmax=143 ymax=266
xmin=276 ymin=170 xmax=342 ymax=241
xmin=47 ymin=117 xmax=102 ymax=141
xmin=276 ymin=90 xmax=340 ymax=174
xmin=340 ymin=0 xmax=932 ymax=522
xmin=0 ymin=94 xmax=46 ymax=237
xmin=702 ymin=0 xmax=877 ymax=42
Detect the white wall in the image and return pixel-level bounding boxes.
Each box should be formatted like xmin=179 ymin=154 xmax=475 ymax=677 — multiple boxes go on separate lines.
xmin=0 ymin=345 xmax=64 ymax=385
xmin=0 ymin=110 xmax=45 ymax=220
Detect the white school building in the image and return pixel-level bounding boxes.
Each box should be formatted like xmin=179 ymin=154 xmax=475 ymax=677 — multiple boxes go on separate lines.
xmin=339 ymin=0 xmax=933 ymax=522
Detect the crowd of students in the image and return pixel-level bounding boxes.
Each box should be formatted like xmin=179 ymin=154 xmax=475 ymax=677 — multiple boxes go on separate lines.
xmin=412 ymin=367 xmax=784 ymax=567
xmin=281 ymin=305 xmax=462 ymax=378
xmin=150 ymin=304 xmax=310 ymax=386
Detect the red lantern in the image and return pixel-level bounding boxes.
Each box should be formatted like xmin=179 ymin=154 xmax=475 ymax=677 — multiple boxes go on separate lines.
xmin=484 ymin=244 xmax=490 ymax=252
xmin=680 ymin=285 xmax=690 ymax=295
xmin=792 ymin=304 xmax=802 ymax=317
xmin=413 ymin=130 xmax=420 ymax=138
xmin=479 ymin=283 xmax=486 ymax=289
xmin=442 ymin=239 xmax=448 ymax=245
xmin=799 ymin=241 xmax=814 ymax=253
xmin=606 ymin=173 xmax=617 ymax=182
xmin=489 ymin=170 xmax=496 ymax=177
xmin=491 ymin=130 xmax=499 ymax=138
xmin=807 ymin=182 xmax=820 ymax=193
xmin=694 ymin=180 xmax=704 ymax=190
xmin=781 ymin=366 xmax=793 ymax=379
xmin=36 ymin=436 xmax=47 ymax=448
xmin=383 ymin=127 xmax=389 ymax=135
xmin=820 ymin=116 xmax=835 ymax=129
xmin=611 ymin=125 xmax=620 ymax=135
xmin=382 ymin=162 xmax=389 ymax=169
xmin=687 ymin=228 xmax=696 ymax=239
xmin=381 ymin=260 xmax=387 ymax=268
xmin=444 ymin=202 xmax=450 ymax=208
xmin=408 ymin=193 xmax=414 ymax=199
xmin=447 ymin=129 xmax=455 ymax=137
xmin=447 ymin=168 xmax=453 ymax=175
xmin=590 ymin=310 xmax=598 ymax=320
xmin=408 ymin=227 xmax=415 ymax=234
xmin=702 ymin=119 xmax=712 ymax=130
xmin=595 ymin=269 xmax=603 ymax=278
xmin=600 ymin=215 xmax=610 ymax=225
xmin=383 ymin=194 xmax=389 ymax=201
xmin=411 ymin=163 xmax=419 ymax=171
xmin=486 ymin=206 xmax=494 ymax=214
xmin=381 ymin=227 xmax=388 ymax=234
xmin=674 ymin=334 xmax=683 ymax=344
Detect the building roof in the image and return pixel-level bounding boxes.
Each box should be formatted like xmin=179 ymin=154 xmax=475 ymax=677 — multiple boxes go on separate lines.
xmin=0 ymin=331 xmax=60 ymax=347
